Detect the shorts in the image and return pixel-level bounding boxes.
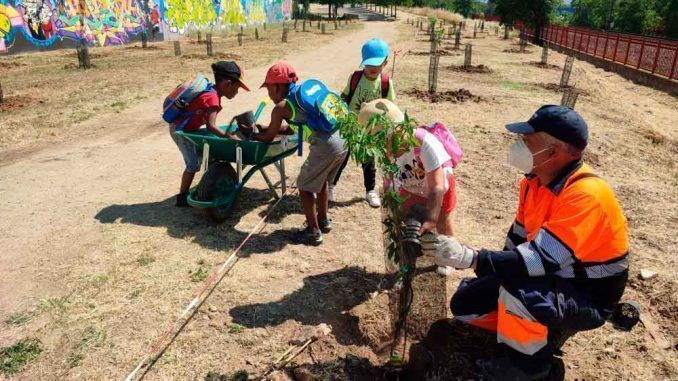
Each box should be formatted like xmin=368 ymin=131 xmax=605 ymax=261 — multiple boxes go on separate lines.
xmin=169 ymin=124 xmax=201 ymax=173
xmin=401 ymin=175 xmax=457 ymax=215
xmin=297 ymin=146 xmax=348 ymax=194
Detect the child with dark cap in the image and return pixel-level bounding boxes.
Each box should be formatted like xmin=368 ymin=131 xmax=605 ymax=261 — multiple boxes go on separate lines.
xmin=169 ymin=61 xmax=250 ymax=207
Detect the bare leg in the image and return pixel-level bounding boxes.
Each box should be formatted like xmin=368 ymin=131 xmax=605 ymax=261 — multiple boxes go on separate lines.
xmin=437 ymin=211 xmax=454 ymax=236
xmin=316 ymin=181 xmax=329 ymax=222
xmin=180 ymin=171 xmax=196 ymax=194
xmin=300 ymin=190 xmax=319 ymax=233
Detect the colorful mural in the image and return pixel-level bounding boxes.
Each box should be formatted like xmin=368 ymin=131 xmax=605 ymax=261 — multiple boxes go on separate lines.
xmin=0 ymin=0 xmax=290 ymax=53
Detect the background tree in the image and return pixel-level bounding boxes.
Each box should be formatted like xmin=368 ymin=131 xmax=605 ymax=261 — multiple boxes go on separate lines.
xmin=570 ymin=0 xmax=609 ymax=28
xmin=485 ymin=0 xmax=497 ymax=15
xmin=614 ymin=0 xmax=662 ymax=34
xmin=494 ymin=0 xmax=559 ymax=42
xmin=570 ymin=0 xmax=675 ymax=36
xmin=453 ymin=0 xmax=472 ymax=17
xmin=663 ymin=0 xmax=678 ymax=37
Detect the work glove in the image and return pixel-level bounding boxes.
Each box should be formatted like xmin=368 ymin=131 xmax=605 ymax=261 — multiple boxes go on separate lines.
xmin=435 ymin=236 xmax=476 ymax=269
xmin=420 ymin=233 xmax=438 ymax=257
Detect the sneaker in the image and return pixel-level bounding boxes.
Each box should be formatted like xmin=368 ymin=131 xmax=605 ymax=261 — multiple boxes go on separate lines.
xmin=291 ymin=227 xmax=323 ymax=246
xmin=436 ymin=266 xmax=453 ymax=276
xmin=176 ymin=193 xmax=189 ymax=207
xmin=366 ymin=190 xmax=381 ymax=208
xmin=328 ymin=185 xmax=335 ymax=202
xmin=319 ymin=218 xmax=333 ymax=234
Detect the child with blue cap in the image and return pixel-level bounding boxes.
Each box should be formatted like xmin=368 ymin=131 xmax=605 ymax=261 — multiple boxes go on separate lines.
xmin=331 ymin=38 xmax=396 ymax=207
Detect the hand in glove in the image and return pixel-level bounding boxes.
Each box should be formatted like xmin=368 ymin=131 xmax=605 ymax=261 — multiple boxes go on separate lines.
xmin=420 ymin=233 xmax=438 ymax=258
xmin=435 ymin=236 xmax=476 ymax=269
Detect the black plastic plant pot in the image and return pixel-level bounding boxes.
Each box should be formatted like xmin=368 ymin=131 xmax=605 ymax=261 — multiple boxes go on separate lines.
xmin=234 ymin=111 xmax=255 ymax=128
xmin=610 ymin=300 xmax=641 ymax=331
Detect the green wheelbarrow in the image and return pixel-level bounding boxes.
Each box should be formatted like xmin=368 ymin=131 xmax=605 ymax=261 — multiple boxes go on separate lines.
xmin=175 ymin=100 xmax=299 ymax=222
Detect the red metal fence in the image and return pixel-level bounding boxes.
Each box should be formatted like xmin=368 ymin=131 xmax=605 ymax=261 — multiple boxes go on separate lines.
xmin=520 ymin=24 xmax=678 ymax=80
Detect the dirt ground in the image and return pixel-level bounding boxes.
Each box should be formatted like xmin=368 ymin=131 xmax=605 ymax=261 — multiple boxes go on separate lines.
xmin=1 ymin=10 xmax=677 ymax=381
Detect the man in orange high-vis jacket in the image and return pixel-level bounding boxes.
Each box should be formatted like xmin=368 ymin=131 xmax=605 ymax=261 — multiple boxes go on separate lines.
xmin=434 ymin=105 xmax=629 ymax=380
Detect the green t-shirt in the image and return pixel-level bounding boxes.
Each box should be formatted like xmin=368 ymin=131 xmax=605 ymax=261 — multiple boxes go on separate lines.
xmin=342 ymin=73 xmax=396 ymax=113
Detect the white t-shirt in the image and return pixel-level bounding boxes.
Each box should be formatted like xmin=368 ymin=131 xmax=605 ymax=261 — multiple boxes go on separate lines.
xmin=395 ymin=133 xmax=452 ymax=197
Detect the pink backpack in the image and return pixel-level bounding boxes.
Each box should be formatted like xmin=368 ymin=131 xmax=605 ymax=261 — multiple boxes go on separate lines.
xmin=413 ymin=122 xmax=464 ymax=168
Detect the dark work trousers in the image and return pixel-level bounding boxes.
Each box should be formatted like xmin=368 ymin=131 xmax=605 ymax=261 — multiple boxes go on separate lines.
xmin=449 ymin=275 xmax=607 ymax=373
xmin=332 ymin=149 xmax=376 ymax=192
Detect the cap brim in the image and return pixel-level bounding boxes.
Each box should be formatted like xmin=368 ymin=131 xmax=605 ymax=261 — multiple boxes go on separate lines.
xmin=360 ymin=56 xmax=387 ymax=67
xmin=238 ymin=78 xmax=250 ymax=92
xmin=505 ymin=121 xmax=535 ymax=134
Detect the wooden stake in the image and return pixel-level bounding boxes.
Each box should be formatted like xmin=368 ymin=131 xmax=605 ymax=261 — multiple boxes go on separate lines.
xmin=560 ymin=87 xmax=579 ymax=108
xmin=541 ymin=42 xmax=549 ymax=65
xmin=206 ymin=32 xmax=213 ymax=56
xmin=560 ymin=56 xmax=574 ymax=88
xmin=428 ymin=54 xmax=440 ymax=94
xmin=173 ymin=40 xmax=181 ymax=56
xmin=282 ymin=26 xmax=288 ymax=43
xmin=77 ymin=41 xmax=91 ymax=69
xmin=464 ymin=43 xmax=472 ymax=68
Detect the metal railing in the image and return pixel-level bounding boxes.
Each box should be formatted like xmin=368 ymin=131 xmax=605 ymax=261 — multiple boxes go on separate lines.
xmin=520 ymin=24 xmax=678 ymax=80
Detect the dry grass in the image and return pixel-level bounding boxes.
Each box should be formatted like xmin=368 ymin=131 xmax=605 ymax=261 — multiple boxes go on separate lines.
xmin=404 ymin=7 xmax=464 ymax=25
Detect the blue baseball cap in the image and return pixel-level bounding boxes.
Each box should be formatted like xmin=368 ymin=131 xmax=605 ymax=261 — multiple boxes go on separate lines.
xmin=361 ymin=38 xmax=389 ymax=67
xmin=505 ymin=105 xmax=589 ymax=150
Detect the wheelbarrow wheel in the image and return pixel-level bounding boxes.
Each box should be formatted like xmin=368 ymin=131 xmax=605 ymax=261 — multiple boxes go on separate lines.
xmin=195 ymin=162 xmax=238 ymax=222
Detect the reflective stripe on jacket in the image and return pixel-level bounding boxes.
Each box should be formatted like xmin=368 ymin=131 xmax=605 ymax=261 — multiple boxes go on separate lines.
xmin=476 ymin=160 xmax=629 ymax=312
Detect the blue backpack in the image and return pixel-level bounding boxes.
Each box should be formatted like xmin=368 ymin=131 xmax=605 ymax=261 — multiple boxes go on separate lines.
xmin=162 ymin=72 xmax=216 ymax=131
xmin=289 ymin=79 xmax=348 ymax=132
xmin=287 ymin=79 xmax=348 ymax=155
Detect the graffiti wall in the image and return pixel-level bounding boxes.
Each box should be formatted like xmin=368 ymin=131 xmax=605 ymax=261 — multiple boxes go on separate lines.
xmin=0 ymin=0 xmax=291 ymax=53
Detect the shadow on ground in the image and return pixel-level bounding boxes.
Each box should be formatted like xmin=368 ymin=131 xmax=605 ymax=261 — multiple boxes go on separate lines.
xmin=230 ymin=266 xmax=395 ymax=345
xmin=95 ymin=187 xmax=363 ymax=254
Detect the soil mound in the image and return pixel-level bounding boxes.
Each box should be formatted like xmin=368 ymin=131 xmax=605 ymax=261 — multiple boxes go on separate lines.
xmin=404 ymin=88 xmax=484 ymax=103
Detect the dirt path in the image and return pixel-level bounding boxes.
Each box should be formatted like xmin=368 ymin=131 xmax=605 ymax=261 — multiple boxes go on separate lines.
xmin=0 ymin=21 xmax=396 ymax=379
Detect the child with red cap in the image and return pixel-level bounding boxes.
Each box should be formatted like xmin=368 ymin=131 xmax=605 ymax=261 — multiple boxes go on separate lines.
xmin=252 ymin=61 xmax=347 ymax=246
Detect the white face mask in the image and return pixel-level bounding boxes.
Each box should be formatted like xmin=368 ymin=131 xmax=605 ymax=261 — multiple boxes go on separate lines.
xmin=508 ymin=138 xmax=552 ymax=173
